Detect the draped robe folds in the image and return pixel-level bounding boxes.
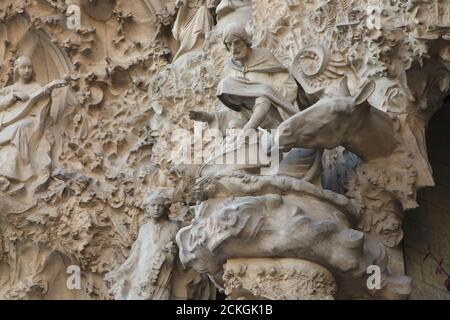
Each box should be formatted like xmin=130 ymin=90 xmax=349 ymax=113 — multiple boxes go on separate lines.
xmin=0 ymin=82 xmax=52 ymax=183
xmin=203 ymin=48 xmax=322 ymax=184
xmin=172 ymin=0 xmax=214 ymax=62
xmin=105 ymin=220 xmax=179 ymax=300
xmin=216 ymin=0 xmax=251 ymax=21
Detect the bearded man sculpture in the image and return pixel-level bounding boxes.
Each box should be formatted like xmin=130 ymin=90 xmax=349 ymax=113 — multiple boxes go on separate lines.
xmin=218 ymin=23 xmax=299 ymax=132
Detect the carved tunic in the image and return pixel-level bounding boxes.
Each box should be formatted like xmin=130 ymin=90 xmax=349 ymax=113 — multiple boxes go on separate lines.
xmin=172 ymin=0 xmax=214 ymax=61
xmin=105 ymin=220 xmax=179 ymax=300
xmin=216 ymin=0 xmax=251 ymax=20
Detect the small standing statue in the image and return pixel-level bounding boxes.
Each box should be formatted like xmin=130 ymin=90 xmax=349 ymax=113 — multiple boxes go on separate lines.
xmin=105 ymin=191 xmax=179 ymax=300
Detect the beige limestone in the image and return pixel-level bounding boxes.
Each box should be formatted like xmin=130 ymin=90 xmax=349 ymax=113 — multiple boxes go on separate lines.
xmin=224 ymin=258 xmax=337 ymax=300
xmin=0 ymin=0 xmax=448 ymax=300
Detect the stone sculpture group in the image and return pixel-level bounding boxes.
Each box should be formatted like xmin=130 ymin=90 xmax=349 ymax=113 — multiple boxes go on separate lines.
xmin=0 ymin=0 xmax=449 ymax=300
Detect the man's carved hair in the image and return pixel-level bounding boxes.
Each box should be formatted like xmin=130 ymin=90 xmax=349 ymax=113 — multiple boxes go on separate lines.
xmin=223 ymin=23 xmax=252 ymax=51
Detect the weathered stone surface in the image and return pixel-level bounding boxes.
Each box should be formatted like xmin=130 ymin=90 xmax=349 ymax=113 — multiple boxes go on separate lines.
xmin=223 ymin=258 xmax=338 ymax=300
xmin=0 ymin=0 xmax=448 ymax=300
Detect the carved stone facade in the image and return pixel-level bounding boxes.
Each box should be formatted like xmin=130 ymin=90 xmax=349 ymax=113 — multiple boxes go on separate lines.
xmin=0 ymin=0 xmax=449 ymax=300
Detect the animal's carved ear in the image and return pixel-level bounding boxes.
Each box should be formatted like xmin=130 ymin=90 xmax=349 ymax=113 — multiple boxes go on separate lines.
xmin=354 ymin=81 xmax=376 ymax=105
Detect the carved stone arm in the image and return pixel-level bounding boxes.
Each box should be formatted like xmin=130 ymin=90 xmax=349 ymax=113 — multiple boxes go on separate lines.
xmin=175 ymin=0 xmax=189 ymax=8
xmin=276 ymin=84 xmax=398 ymax=161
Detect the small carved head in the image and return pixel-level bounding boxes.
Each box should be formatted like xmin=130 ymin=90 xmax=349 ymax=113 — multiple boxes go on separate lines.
xmin=142 ymin=191 xmax=172 ymax=220
xmin=14 ymin=56 xmax=35 ymax=83
xmin=223 ymin=23 xmax=252 ymax=63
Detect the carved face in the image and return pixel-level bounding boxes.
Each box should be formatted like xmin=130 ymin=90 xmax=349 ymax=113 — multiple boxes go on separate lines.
xmin=225 ymin=35 xmax=250 ymax=63
xmin=145 ymin=197 xmax=168 ymax=220
xmin=17 ymin=60 xmax=34 ymax=83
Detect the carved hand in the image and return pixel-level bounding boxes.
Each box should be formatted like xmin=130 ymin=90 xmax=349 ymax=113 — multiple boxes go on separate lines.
xmin=206 ymin=0 xmax=220 ymax=8
xmin=175 ymin=0 xmax=187 ymax=8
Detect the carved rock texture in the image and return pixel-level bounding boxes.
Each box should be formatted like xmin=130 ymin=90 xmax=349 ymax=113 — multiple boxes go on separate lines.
xmin=224 ymin=258 xmax=338 ymax=300
xmin=0 ymin=0 xmax=448 ymax=300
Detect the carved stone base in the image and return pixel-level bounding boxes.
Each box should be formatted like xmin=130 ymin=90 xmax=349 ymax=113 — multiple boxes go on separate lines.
xmin=223 ymin=258 xmax=337 ymax=300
